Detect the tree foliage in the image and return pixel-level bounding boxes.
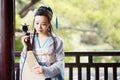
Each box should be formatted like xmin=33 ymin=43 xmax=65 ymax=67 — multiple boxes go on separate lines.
xmin=15 ymin=0 xmax=120 ymax=51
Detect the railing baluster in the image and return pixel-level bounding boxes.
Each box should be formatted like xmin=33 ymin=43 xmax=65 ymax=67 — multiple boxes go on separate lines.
xmin=87 ymin=67 xmax=90 ymax=80
xmin=16 ymin=68 xmax=20 ymax=80
xmin=95 ymin=67 xmax=99 ymax=80
xmin=104 ymin=67 xmax=108 ymax=80
xmin=76 ymin=54 xmax=80 ymax=64
xmin=79 ymin=55 xmax=81 ymax=80
xmin=78 ymin=67 xmax=82 ymax=80
xmin=87 ymin=55 xmax=92 ymax=80
xmin=89 ymin=56 xmax=93 ymax=63
xmin=113 ymin=67 xmax=117 ymax=80
xmin=69 ymin=67 xmax=73 ymax=80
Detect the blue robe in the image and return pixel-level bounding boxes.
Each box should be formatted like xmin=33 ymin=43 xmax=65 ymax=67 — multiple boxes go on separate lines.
xmin=20 ymin=34 xmax=64 ymax=80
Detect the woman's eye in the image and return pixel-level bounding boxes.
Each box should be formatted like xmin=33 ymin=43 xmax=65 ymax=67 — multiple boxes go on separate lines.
xmin=42 ymin=24 xmax=47 ymax=26
xmin=36 ymin=22 xmax=39 ymax=25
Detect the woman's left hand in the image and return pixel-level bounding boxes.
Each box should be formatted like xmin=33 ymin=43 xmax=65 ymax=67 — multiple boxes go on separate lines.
xmin=32 ymin=65 xmax=44 ymax=74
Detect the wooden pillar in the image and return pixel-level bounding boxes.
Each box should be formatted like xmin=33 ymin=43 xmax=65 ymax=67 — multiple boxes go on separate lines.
xmin=0 ymin=0 xmax=15 ymax=80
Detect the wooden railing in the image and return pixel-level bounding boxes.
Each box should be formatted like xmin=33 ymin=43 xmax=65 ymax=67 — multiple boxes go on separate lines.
xmin=15 ymin=51 xmax=120 ymax=80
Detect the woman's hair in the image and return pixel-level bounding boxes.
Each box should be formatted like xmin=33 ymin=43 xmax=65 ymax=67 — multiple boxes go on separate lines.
xmin=34 ymin=6 xmax=54 ymax=34
xmin=34 ymin=6 xmax=53 ymax=22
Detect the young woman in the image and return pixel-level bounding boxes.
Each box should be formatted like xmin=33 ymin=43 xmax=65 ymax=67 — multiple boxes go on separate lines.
xmin=20 ymin=6 xmax=64 ymax=80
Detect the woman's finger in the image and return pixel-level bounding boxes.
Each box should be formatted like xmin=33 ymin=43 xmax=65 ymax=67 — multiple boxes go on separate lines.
xmin=32 ymin=65 xmax=44 ymax=74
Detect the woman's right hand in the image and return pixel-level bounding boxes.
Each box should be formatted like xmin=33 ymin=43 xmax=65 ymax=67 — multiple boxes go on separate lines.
xmin=21 ymin=35 xmax=30 ymax=49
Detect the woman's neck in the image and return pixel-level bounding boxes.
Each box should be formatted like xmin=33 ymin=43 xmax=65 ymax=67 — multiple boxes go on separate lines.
xmin=37 ymin=33 xmax=50 ymax=48
xmin=38 ymin=33 xmax=50 ymax=38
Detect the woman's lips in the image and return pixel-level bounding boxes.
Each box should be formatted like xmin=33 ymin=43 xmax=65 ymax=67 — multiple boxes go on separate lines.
xmin=38 ymin=29 xmax=43 ymax=32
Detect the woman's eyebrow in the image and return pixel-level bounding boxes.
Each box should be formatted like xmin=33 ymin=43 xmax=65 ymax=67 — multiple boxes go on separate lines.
xmin=42 ymin=21 xmax=48 ymax=23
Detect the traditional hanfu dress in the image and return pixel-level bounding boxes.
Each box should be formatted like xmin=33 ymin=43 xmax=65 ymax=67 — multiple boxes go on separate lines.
xmin=20 ymin=34 xmax=64 ymax=80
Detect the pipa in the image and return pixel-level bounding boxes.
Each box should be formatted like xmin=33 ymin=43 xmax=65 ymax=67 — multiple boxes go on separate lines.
xmin=20 ymin=24 xmax=45 ymax=80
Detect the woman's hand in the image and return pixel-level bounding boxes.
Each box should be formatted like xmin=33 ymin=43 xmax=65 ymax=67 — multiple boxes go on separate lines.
xmin=32 ymin=65 xmax=44 ymax=74
xmin=21 ymin=36 xmax=30 ymax=47
xmin=21 ymin=35 xmax=30 ymax=52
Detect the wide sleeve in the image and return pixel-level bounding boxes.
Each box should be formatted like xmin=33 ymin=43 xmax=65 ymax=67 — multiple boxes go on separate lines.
xmin=43 ymin=37 xmax=64 ymax=78
xmin=19 ymin=51 xmax=26 ymax=69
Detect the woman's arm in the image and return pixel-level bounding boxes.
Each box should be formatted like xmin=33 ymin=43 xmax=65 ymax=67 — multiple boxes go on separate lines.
xmin=43 ymin=37 xmax=64 ymax=78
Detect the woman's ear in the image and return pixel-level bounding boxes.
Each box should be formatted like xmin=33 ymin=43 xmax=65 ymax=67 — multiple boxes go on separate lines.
xmin=47 ymin=26 xmax=51 ymax=32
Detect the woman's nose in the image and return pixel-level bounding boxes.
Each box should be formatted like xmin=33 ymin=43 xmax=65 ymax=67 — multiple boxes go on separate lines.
xmin=38 ymin=24 xmax=42 ymax=29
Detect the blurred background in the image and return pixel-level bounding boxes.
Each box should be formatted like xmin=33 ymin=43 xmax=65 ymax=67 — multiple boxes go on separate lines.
xmin=15 ymin=0 xmax=120 ymax=62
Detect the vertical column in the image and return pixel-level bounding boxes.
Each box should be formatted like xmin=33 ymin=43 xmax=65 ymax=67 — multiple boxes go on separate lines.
xmin=0 ymin=0 xmax=15 ymax=80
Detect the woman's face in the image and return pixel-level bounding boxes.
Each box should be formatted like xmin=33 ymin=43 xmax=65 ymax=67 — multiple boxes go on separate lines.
xmin=34 ymin=15 xmax=50 ymax=34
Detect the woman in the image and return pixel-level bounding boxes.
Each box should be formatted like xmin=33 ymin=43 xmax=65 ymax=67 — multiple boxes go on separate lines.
xmin=20 ymin=6 xmax=64 ymax=80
